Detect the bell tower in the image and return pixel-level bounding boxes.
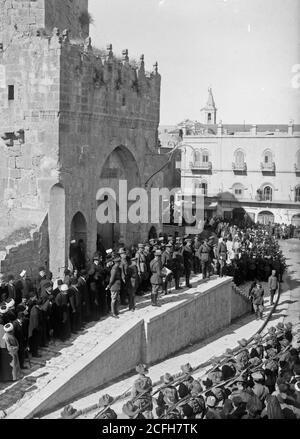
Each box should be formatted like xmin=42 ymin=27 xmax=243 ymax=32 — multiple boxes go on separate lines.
xmin=201 ymin=88 xmax=217 ymax=125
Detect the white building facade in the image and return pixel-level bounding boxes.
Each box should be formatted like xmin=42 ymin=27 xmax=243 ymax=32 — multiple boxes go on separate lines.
xmin=161 ymin=90 xmax=300 ymax=228
xmin=181 ymin=129 xmax=300 ymax=225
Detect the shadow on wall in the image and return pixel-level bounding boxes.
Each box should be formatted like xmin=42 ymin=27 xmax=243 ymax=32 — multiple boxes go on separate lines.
xmin=0 ymin=215 xmax=49 ymax=278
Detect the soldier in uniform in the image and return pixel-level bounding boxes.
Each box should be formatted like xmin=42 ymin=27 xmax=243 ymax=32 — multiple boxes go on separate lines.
xmin=217 ymin=237 xmax=228 ymax=278
xmin=156 ymin=373 xmax=179 ymax=417
xmin=128 ymin=256 xmax=139 ymax=312
xmin=178 ymin=363 xmax=194 ymax=398
xmin=199 ymin=239 xmax=211 ymax=280
xmin=162 ymin=243 xmax=173 ymax=295
xmin=193 ymin=236 xmax=201 ymax=275
xmin=136 ymin=244 xmax=148 ymax=295
xmin=150 ymin=250 xmax=163 ymax=307
xmin=182 ymin=239 xmax=193 ymax=288
xmin=250 ymin=283 xmax=265 ymax=320
xmin=106 ymin=257 xmax=122 ymax=318
xmin=119 ymin=248 xmax=130 ymax=306
xmin=268 ymin=270 xmax=278 ymax=306
xmin=172 ymin=244 xmax=184 ymax=290
xmin=131 ymin=364 xmax=153 ymax=416
xmin=96 ymin=394 xmax=117 ymax=419
xmin=236 ymin=339 xmax=250 ymax=372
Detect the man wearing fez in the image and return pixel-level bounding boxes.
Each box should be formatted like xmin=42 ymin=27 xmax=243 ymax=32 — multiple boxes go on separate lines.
xmin=0 ymin=273 xmax=8 ymax=303
xmin=2 ymin=323 xmax=22 ymax=381
xmin=106 ymin=257 xmax=122 ymax=318
xmin=16 ymin=270 xmax=33 ymax=304
xmin=150 ymin=250 xmax=163 ymax=307
xmin=182 ymin=239 xmax=193 ymax=288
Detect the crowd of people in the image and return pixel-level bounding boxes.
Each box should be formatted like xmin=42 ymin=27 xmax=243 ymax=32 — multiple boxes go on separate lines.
xmin=0 ymin=219 xmax=289 ymax=383
xmin=64 ymin=322 xmax=299 ymax=420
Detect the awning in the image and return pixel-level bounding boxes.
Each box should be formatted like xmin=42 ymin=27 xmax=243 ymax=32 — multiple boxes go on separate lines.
xmin=207 ymin=202 xmax=218 ymax=209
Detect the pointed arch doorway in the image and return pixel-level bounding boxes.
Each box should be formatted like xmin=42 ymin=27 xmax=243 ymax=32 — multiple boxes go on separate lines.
xmin=97 ymin=146 xmax=141 ymax=250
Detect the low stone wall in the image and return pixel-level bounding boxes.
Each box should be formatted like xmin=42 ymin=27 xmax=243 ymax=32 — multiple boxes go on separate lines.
xmin=9 ymin=319 xmax=145 ymax=419
xmin=231 ymin=284 xmax=253 ymax=321
xmin=7 ymin=277 xmax=251 ymax=419
xmin=145 ymin=279 xmax=232 ymax=365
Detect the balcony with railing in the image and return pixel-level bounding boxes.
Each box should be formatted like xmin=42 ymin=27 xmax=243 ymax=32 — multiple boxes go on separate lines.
xmin=232 ymin=162 xmax=247 ymax=173
xmin=260 ymin=161 xmax=276 ymax=173
xmin=189 ymin=161 xmax=212 ymax=171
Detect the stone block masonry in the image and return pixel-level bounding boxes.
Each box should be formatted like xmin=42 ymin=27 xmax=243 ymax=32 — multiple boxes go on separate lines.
xmin=0 ymin=0 xmax=166 ymax=277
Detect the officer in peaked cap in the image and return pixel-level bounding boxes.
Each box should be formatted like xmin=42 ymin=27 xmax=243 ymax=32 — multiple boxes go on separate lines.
xmin=182 ymin=239 xmax=193 ymax=288
xmin=150 ymin=250 xmax=163 ymax=306
xmin=162 ymin=243 xmax=174 ymax=295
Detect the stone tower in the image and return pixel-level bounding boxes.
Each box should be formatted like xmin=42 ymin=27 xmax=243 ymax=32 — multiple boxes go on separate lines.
xmin=0 ymin=0 xmax=89 ymax=45
xmin=0 ymin=0 xmax=163 ymax=278
xmin=201 ymin=88 xmax=217 ymax=125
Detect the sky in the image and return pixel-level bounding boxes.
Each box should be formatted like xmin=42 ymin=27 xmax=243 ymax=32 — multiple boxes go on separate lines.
xmin=89 ymin=0 xmax=300 ymax=125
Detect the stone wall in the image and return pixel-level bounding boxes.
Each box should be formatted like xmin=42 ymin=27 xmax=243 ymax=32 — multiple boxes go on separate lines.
xmin=231 ymin=284 xmax=253 ymax=321
xmin=145 ymin=279 xmax=232 ymax=364
xmin=0 ymin=0 xmax=89 ymax=45
xmin=0 ymin=0 xmax=165 ymax=278
xmin=0 ymin=32 xmax=61 ymax=275
xmin=7 ymin=277 xmax=252 ymax=418
xmin=0 ymin=215 xmax=49 ymax=278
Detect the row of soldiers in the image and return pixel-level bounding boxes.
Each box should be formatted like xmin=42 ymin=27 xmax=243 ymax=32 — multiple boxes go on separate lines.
xmin=60 ymin=321 xmax=300 ymax=419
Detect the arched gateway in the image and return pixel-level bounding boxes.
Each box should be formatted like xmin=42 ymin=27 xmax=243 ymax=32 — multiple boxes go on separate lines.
xmin=97 ymin=146 xmax=142 ymax=250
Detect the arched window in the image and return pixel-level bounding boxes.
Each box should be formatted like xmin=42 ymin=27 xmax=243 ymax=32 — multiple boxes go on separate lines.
xmin=234 ymin=150 xmax=245 ymax=167
xmin=202 ymin=149 xmax=209 ymax=163
xmin=201 ymin=182 xmax=208 ymax=196
xmin=295 ymin=186 xmax=300 ymax=202
xmin=262 ymin=185 xmax=273 ymax=201
xmin=194 ymin=150 xmax=201 ymax=163
xmin=232 ymin=183 xmax=244 ymax=199
xmin=208 ymin=113 xmax=212 ymax=123
xmin=263 ymin=150 xmax=273 ymax=166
